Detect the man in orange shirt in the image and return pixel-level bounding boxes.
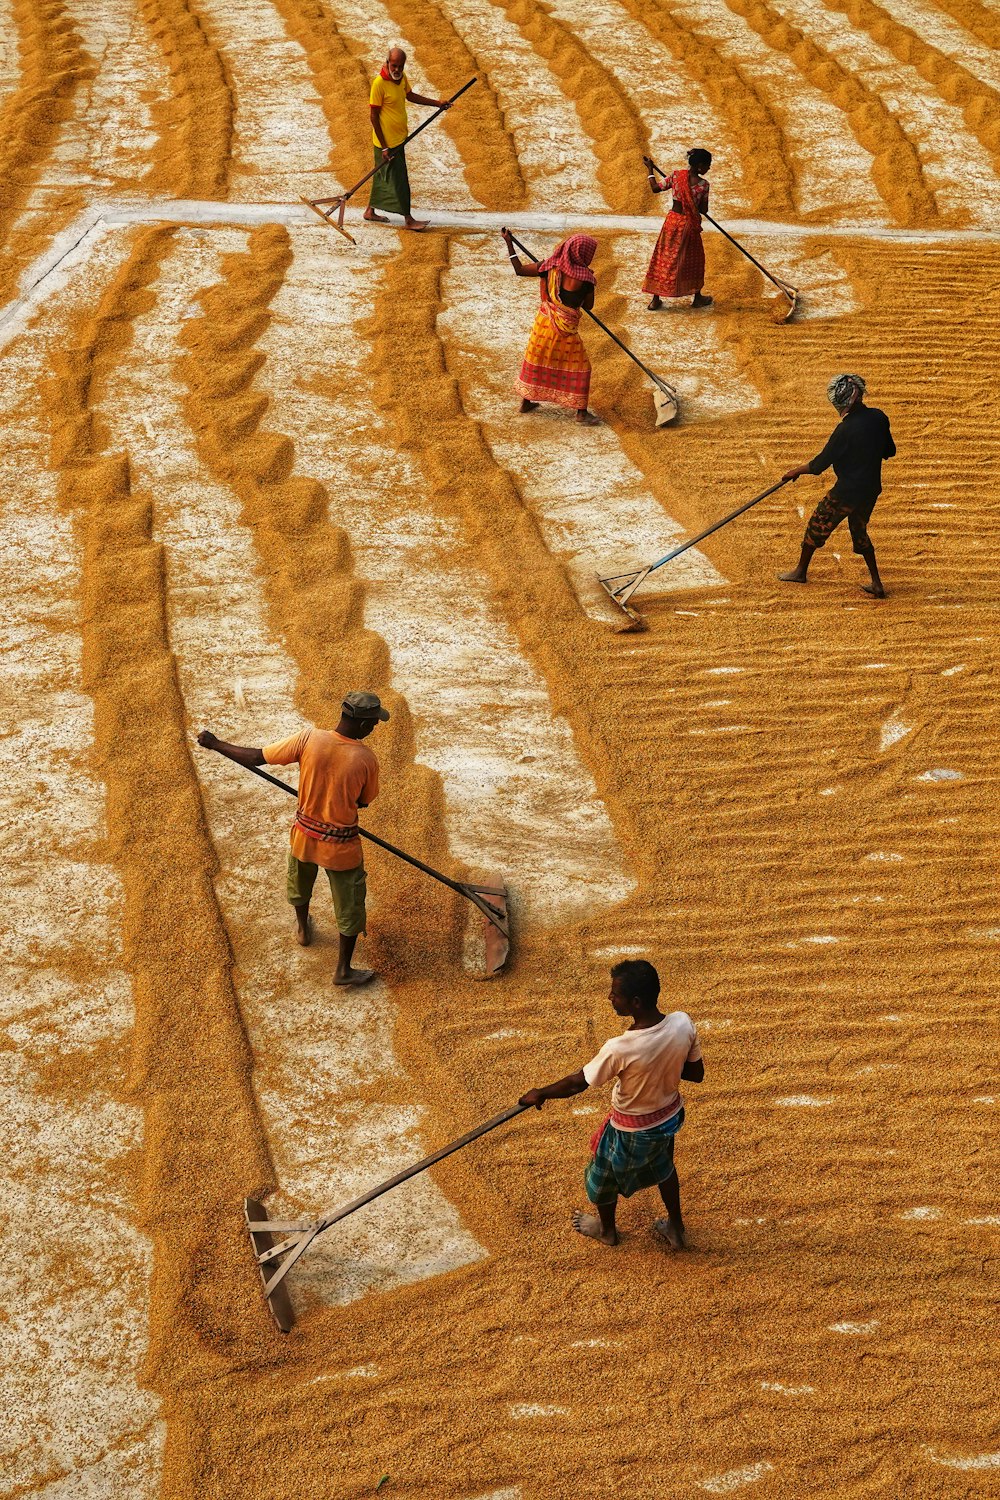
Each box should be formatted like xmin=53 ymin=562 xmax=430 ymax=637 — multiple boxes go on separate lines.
xmin=197 ymin=691 xmax=388 ymax=987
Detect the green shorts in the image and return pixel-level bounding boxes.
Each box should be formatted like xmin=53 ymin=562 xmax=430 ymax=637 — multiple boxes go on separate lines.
xmin=286 ymin=853 xmax=367 ymax=936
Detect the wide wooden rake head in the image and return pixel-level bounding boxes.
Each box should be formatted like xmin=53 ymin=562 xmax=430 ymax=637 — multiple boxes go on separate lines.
xmin=300 ymin=195 xmax=355 ymax=245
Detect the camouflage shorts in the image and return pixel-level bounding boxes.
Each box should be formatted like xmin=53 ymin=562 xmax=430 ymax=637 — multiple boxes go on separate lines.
xmin=805 ymin=490 xmax=875 ymax=553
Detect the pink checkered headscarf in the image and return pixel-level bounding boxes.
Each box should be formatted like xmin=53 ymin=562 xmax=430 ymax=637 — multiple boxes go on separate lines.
xmin=535 ymin=233 xmax=598 ymax=286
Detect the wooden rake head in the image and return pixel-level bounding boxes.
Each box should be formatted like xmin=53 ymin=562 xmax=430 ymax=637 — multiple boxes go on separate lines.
xmin=653 ymin=381 xmax=679 ymax=426
xmin=244 ymin=1197 xmax=309 ymax=1332
xmin=595 ymin=567 xmax=652 ymax=632
xmin=299 ymin=195 xmax=356 ymax=245
xmin=772 ymin=279 xmax=800 ymax=323
xmin=457 ymin=874 xmax=510 ymax=978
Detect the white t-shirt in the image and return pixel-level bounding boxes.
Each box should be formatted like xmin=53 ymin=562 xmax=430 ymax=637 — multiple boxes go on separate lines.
xmin=582 ymin=1012 xmax=701 ymax=1126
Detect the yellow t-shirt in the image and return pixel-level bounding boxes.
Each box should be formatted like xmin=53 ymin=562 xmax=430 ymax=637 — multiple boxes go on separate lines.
xmin=370 ymin=71 xmax=409 ymax=148
xmin=263 ymin=728 xmax=379 ymax=871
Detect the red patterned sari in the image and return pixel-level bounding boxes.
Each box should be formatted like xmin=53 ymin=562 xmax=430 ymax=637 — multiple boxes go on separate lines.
xmin=642 ymin=169 xmax=709 ymax=298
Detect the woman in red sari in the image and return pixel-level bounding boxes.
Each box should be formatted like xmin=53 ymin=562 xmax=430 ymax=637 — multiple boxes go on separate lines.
xmin=642 ymin=148 xmax=713 ymax=311
xmin=501 ymin=228 xmax=600 ymax=426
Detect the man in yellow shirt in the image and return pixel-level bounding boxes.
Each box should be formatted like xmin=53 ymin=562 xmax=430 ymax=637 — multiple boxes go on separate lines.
xmin=197 ymin=692 xmax=389 ymax=987
xmin=364 ymin=46 xmax=449 ymax=232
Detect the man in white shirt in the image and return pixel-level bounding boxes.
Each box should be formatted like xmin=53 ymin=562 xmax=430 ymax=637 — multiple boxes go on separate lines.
xmin=520 ymin=960 xmax=704 ymax=1248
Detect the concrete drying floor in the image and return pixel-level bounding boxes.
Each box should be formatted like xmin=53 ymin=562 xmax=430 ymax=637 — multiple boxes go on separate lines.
xmin=1 ymin=0 xmax=998 ymax=1495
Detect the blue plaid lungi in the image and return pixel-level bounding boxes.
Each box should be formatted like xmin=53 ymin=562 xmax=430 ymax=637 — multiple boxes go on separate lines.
xmin=584 ymin=1107 xmax=685 ymax=1205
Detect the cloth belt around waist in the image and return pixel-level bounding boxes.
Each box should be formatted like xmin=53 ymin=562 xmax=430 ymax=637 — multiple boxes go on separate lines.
xmin=610 ymin=1095 xmax=680 ymax=1131
xmin=589 ymin=1096 xmax=682 ymax=1155
xmin=293 ymin=811 xmax=359 ymax=843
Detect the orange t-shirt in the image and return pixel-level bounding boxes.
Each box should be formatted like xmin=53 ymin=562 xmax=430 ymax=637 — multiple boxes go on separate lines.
xmin=263 ymin=728 xmax=379 ymax=871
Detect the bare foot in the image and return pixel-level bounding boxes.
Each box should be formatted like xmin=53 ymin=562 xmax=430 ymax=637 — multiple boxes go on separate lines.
xmin=692 ymin=292 xmax=713 ymax=308
xmin=572 ymin=1209 xmax=619 ymax=1247
xmin=363 ymin=209 xmax=389 ymax=223
xmin=295 ymin=916 xmax=312 ymax=948
xmin=519 ymin=399 xmax=539 ymax=414
xmin=653 ymin=1217 xmax=686 ymax=1250
xmin=575 ymin=410 xmax=600 ymax=426
xmin=861 ymin=583 xmax=886 ymax=598
xmin=778 ymin=570 xmax=808 ymax=584
xmin=647 ymin=296 xmax=663 ymax=311
xmin=333 ymin=967 xmax=377 ymax=987
xmin=403 ymin=218 xmax=429 ymax=232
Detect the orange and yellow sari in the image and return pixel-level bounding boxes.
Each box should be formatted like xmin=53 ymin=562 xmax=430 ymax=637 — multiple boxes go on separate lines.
xmin=514 ymin=270 xmax=592 ymax=411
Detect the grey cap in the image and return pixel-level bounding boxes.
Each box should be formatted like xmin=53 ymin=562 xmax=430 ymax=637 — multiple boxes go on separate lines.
xmin=342 ymin=690 xmax=390 ymax=722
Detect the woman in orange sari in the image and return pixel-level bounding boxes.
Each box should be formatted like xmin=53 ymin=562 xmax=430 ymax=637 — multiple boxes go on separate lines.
xmin=501 ymin=228 xmax=600 ymax=426
xmin=642 ymin=148 xmax=713 ymax=310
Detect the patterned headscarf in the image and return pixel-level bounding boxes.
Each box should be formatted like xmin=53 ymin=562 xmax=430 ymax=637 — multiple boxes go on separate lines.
xmin=535 ymin=234 xmax=598 ymax=286
xmin=827 ymin=373 xmax=866 ymax=411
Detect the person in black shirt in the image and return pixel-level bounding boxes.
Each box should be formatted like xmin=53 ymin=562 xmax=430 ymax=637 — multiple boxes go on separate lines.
xmin=779 ymin=373 xmax=896 ymax=598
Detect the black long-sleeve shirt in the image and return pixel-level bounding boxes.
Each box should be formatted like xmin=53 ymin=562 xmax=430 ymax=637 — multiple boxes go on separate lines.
xmin=808 ymin=404 xmax=896 ymax=507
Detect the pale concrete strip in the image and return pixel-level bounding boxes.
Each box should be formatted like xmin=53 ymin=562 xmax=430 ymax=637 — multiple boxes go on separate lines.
xmin=0 ymin=235 xmax=164 ymax=1497
xmin=193 ymin=0 xmax=334 ymax=201
xmin=99 ymin=197 xmax=1000 ymax=240
xmin=93 ymin=225 xmax=485 ymax=1309
xmin=439 ymin=234 xmax=726 ymax=614
xmin=0 ymin=211 xmax=106 ymax=349
xmin=2 ymin=200 xmax=998 ymax=353
xmin=431 ymin=0 xmax=605 ymax=213
xmin=765 ymin=0 xmax=1000 ymax=223
xmin=259 ymin=226 xmax=635 ymax=924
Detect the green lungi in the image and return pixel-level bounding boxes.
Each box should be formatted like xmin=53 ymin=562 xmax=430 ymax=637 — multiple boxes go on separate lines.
xmin=369 ymin=146 xmax=411 ymax=217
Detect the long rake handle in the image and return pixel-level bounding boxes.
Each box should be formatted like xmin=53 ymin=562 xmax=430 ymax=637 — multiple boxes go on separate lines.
xmin=236 ymin=760 xmax=502 ymax=918
xmin=326 ymin=78 xmax=477 ymax=206
xmin=649 ymin=477 xmax=791 ymax=575
xmin=259 ymin=1104 xmax=531 ymax=1282
xmin=704 ymin=215 xmax=795 ymax=301
xmin=647 ymin=158 xmax=794 ymax=301
xmin=507 ymin=233 xmax=673 ymax=395
xmin=604 ymin=477 xmax=792 ymax=593
xmin=317 ymin=1103 xmax=529 ymax=1231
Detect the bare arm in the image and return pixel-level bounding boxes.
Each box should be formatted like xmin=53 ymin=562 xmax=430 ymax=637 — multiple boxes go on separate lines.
xmin=369 ymin=104 xmax=390 ymax=157
xmin=500 ymin=227 xmax=543 ymax=277
xmin=681 ymin=1058 xmax=705 ymax=1083
xmin=642 ymin=155 xmax=668 ymax=193
xmin=196 ymin=730 xmax=265 ymax=768
xmin=519 ymin=1069 xmax=588 ymax=1109
xmin=406 ymin=89 xmax=447 ymax=108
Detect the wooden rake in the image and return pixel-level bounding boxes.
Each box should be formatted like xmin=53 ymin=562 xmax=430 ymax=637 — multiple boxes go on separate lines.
xmin=598 ymin=476 xmax=793 ymax=630
xmin=648 ymin=157 xmax=799 ymax=322
xmin=246 ymin=1102 xmax=530 ymax=1330
xmin=301 ymin=78 xmax=477 ymax=244
xmin=505 ymin=231 xmax=680 ymax=426
xmin=241 ymin=760 xmax=510 ymax=976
